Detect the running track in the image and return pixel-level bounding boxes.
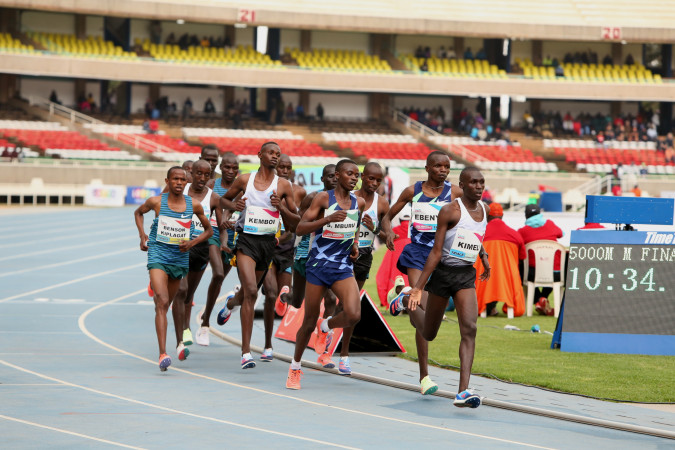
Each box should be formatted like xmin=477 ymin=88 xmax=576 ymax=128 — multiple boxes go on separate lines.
xmin=0 ymin=207 xmax=673 ymax=449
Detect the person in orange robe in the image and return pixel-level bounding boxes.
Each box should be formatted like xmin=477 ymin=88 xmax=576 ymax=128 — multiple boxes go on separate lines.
xmin=376 ymin=214 xmax=410 ymax=306
xmin=474 ymin=203 xmax=526 ymax=316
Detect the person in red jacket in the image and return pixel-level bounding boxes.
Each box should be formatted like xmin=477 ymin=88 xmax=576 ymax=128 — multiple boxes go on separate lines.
xmin=517 ymin=204 xmax=562 ymax=315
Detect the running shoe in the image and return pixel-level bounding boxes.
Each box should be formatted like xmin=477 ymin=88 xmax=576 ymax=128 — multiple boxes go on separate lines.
xmin=420 ymin=375 xmax=438 ymax=395
xmin=182 ymin=328 xmax=193 ymax=346
xmin=217 ymin=290 xmax=237 ymax=326
xmin=454 ymin=389 xmax=481 ymax=408
xmin=314 ymin=318 xmax=333 ymax=355
xmin=260 ymin=348 xmax=274 ymax=362
xmin=176 ymin=342 xmax=190 ymax=361
xmin=286 ymin=367 xmax=303 ymax=390
xmin=159 ymin=353 xmax=171 ymax=371
xmin=338 ymin=357 xmax=352 ymax=375
xmin=275 ymin=285 xmax=290 ymax=317
xmin=241 ymin=355 xmax=256 ymax=369
xmin=389 ymin=286 xmax=411 ymax=316
xmin=317 ymin=352 xmax=335 ymax=369
xmin=195 ymin=326 xmax=210 ymax=346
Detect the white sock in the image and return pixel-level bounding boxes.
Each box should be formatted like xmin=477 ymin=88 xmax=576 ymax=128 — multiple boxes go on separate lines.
xmin=320 ymin=316 xmax=332 ymax=333
xmin=242 ymin=352 xmax=252 ymax=360
xmin=340 ymin=356 xmax=349 ymax=362
xmin=291 ymin=359 xmax=301 ymax=370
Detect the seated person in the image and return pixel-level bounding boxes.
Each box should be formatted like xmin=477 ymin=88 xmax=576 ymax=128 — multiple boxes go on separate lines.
xmin=518 ymin=204 xmax=562 ymax=316
xmin=475 ymin=203 xmax=526 ymax=317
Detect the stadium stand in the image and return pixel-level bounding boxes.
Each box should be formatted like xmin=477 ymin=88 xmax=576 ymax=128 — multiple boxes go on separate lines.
xmin=142 ymin=39 xmax=281 ymax=68
xmin=516 ymin=58 xmax=662 ymax=84
xmin=0 ymin=32 xmax=35 ymax=53
xmin=27 ymin=32 xmax=138 ymax=59
xmin=289 ymin=48 xmax=392 ymax=73
xmin=400 ymin=55 xmax=506 ymax=78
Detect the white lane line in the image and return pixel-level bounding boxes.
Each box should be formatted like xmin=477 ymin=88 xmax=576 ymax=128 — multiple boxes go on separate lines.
xmin=0 ymin=383 xmax=64 ymax=386
xmin=0 ymin=331 xmax=82 ymax=334
xmin=0 ymin=235 xmax=136 ymax=262
xmin=0 ymin=226 xmax=135 ymax=250
xmin=0 ymin=247 xmax=137 ymax=277
xmin=0 ymin=413 xmax=146 ymax=449
xmin=0 ymin=360 xmax=358 ymax=450
xmin=0 ymin=215 xmax=119 ymax=233
xmin=78 ymin=290 xmax=554 ymax=449
xmin=0 ymin=263 xmax=144 ymax=304
xmin=2 ymin=219 xmax=132 ymax=240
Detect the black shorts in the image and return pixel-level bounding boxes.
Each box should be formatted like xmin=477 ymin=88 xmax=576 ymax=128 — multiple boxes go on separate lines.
xmin=425 ymin=263 xmax=476 ymax=299
xmin=189 ymin=242 xmax=211 ymax=272
xmin=353 ymin=250 xmax=373 ymax=281
xmin=272 ymin=248 xmax=294 ymax=274
xmin=236 ymin=233 xmax=276 ymax=272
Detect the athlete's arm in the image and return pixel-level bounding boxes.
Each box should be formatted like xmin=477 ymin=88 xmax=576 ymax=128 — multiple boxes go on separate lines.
xmin=377 ymin=195 xmax=395 ymax=251
xmin=350 ymin=197 xmax=366 ymax=260
xmin=293 ymin=184 xmax=306 ymax=208
xmin=272 ymin=178 xmax=300 ymax=231
xmin=134 ymin=196 xmax=160 ymax=252
xmin=211 ymin=192 xmax=223 ymax=234
xmin=478 ymin=203 xmax=491 ymax=281
xmin=219 ymin=174 xmax=248 ymax=211
xmin=450 ymin=184 xmax=463 ymax=201
xmin=179 ymin=203 xmax=212 ymax=252
xmin=296 ymin=192 xmax=346 ymax=235
xmin=382 ymin=185 xmax=414 ymax=250
xmin=408 ymin=202 xmax=460 ymax=310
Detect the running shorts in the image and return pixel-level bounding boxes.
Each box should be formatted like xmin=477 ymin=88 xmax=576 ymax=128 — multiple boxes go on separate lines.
xmin=425 ymin=263 xmax=476 ymax=299
xmin=235 ymin=233 xmax=276 ymax=272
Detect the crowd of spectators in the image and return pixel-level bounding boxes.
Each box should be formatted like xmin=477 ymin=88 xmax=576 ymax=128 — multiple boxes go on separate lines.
xmin=164 ymin=32 xmax=232 ymax=51
xmin=414 ymin=45 xmax=487 ymax=72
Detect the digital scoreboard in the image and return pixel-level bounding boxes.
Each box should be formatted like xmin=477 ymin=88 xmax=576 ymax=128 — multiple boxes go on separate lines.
xmin=561 ymin=230 xmax=675 ymax=355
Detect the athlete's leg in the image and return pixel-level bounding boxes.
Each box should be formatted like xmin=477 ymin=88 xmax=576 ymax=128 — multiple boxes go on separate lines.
xmin=325 ymin=277 xmax=361 ymax=330
xmin=287 ymin=265 xmax=306 ymax=309
xmin=406 ymin=291 xmax=449 ymax=342
xmin=236 ymin=251 xmax=265 ymax=355
xmin=150 ymin=269 xmax=180 ymax=355
xmin=338 ymin=278 xmax=365 ymax=357
xmin=293 ymin=282 xmax=327 ymax=362
xmin=200 ymin=244 xmax=226 ymax=327
xmin=171 ymin=278 xmax=187 ymax=344
xmin=182 ymin=269 xmax=206 ymax=329
xmin=262 ymin=264 xmax=279 ymax=349
xmin=323 ymin=288 xmax=337 ymax=318
xmin=406 ymin=268 xmax=431 ymax=382
xmin=453 ymin=288 xmax=478 ymax=392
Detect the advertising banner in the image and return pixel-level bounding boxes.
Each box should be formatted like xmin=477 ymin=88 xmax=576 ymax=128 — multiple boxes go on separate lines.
xmin=85 ymin=184 xmax=126 ymax=207
xmin=126 ymin=186 xmax=161 ymax=205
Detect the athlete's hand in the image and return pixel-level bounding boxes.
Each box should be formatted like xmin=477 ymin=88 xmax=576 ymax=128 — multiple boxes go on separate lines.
xmin=385 ymin=231 xmax=398 ymax=252
xmin=270 ymin=190 xmax=280 ymax=209
xmin=362 ymin=214 xmax=375 ymax=231
xmin=223 ymin=219 xmax=235 ymax=230
xmin=179 ymin=240 xmax=191 ymax=252
xmin=327 ymin=210 xmax=347 ymax=223
xmin=234 ymin=196 xmax=247 ymax=212
xmin=139 ymin=233 xmax=149 ymax=252
xmin=407 ymin=287 xmax=422 ymax=311
xmin=479 ymin=264 xmax=491 ymax=281
xmin=350 ymin=243 xmax=359 ymax=260
xmin=221 ymin=241 xmax=233 ymax=254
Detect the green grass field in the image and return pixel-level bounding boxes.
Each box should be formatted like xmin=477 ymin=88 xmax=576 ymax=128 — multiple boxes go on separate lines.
xmin=363 ymin=247 xmax=675 ymax=403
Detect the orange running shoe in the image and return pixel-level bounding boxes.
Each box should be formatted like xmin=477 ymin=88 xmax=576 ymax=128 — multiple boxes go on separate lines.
xmin=317 ymin=352 xmax=335 ymax=369
xmin=147 ymin=281 xmax=154 ymax=298
xmin=314 ymin=318 xmax=331 ymax=355
xmin=286 ymin=367 xmax=303 ymax=390
xmin=275 ymin=286 xmax=290 ymax=317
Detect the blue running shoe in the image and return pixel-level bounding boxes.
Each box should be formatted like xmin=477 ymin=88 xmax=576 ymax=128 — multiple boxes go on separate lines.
xmin=217 ymin=306 xmax=232 ymax=326
xmin=454 ymin=389 xmax=481 ymax=408
xmin=159 ymin=353 xmax=171 ymax=372
xmin=389 ymin=286 xmax=411 ymax=316
xmin=260 ymin=348 xmax=274 ymax=362
xmin=338 ymin=357 xmax=351 ymax=375
xmin=241 ymin=354 xmax=256 ymax=369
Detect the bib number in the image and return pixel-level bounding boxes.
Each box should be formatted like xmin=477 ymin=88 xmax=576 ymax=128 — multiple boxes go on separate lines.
xmin=244 ymin=206 xmax=279 ymax=235
xmin=323 ymin=209 xmax=359 ymax=240
xmin=156 ymin=216 xmax=191 ymax=245
xmin=412 ymin=201 xmax=445 ymax=233
xmin=449 ymin=227 xmax=484 ymax=262
xmin=358 ymin=213 xmax=377 ymax=248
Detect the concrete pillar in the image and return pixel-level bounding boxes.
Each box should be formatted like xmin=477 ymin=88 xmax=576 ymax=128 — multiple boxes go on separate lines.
xmin=612 ymin=43 xmax=622 ymax=66
xmin=453 ymin=37 xmax=464 ymax=58
xmin=75 ymin=14 xmax=86 ymax=40
xmin=531 ymin=99 xmax=542 ymax=115
xmin=369 ymin=93 xmax=390 ymax=120
xmin=74 ymin=79 xmax=86 ymax=103
xmin=610 ymin=101 xmax=621 ymax=118
xmin=299 ymin=90 xmax=309 ymax=114
xmin=225 ymin=25 xmax=235 ymax=47
xmin=532 ymin=40 xmax=543 ymax=66
xmin=149 ymin=84 xmax=160 ymax=104
xmin=0 ymin=8 xmax=18 ymax=34
xmin=0 ymin=74 xmax=17 ymax=103
xmin=223 ymin=86 xmax=235 ymax=112
xmin=300 ymin=30 xmax=311 ymax=52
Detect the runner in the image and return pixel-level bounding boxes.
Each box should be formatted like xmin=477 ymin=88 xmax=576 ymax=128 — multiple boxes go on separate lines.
xmin=133 ymin=166 xmax=212 ymax=371
xmin=390 ymin=167 xmax=490 ymax=408
xmin=200 ymin=144 xmax=220 ymax=184
xmin=182 ymin=160 xmax=193 ymax=184
xmin=171 ymin=160 xmax=223 ymax=348
xmin=286 ymin=159 xmax=365 ymax=390
xmin=329 ymin=161 xmax=394 ymax=375
xmin=219 ymin=142 xmax=299 ymax=369
xmin=383 ymin=150 xmax=462 ymax=395
xmin=195 ymin=152 xmax=240 ymax=346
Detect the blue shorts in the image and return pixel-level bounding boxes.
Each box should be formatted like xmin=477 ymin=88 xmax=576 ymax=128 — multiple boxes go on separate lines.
xmin=397 ymin=242 xmax=432 ymax=273
xmin=306 ymin=263 xmax=353 ymax=288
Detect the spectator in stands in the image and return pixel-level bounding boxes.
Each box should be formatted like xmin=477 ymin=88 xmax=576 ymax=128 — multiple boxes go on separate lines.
xmin=183 ymin=97 xmax=193 ymax=119
xmin=420 ymin=59 xmax=428 ymax=72
xmin=447 ymin=46 xmax=456 ymax=59
xmin=602 ymin=54 xmax=613 ymax=65
xmin=145 ymin=98 xmax=153 ymax=118
xmin=49 ymin=90 xmax=61 ymax=105
xmin=295 ymin=103 xmax=305 ymax=120
xmin=437 ymin=46 xmax=446 ymax=59
xmin=204 ymin=98 xmax=216 ymax=115
xmin=149 ymin=119 xmax=159 ymax=134
xmin=201 ymin=36 xmax=210 ymax=47
xmin=165 ymin=33 xmax=176 ymax=46
xmin=415 ymin=46 xmax=424 ymax=58
xmin=316 ymin=102 xmax=324 ymax=121
xmin=518 ymin=204 xmax=563 ymax=316
xmin=481 ymin=202 xmax=526 ymax=317
xmin=475 ymin=48 xmax=486 ymax=60
xmin=178 ymin=33 xmax=189 ymax=50
xmin=647 ymin=124 xmax=658 ymax=141
xmin=149 ymin=20 xmax=162 ymax=45
xmin=423 ymin=46 xmax=431 ymax=58
xmin=286 ymin=102 xmax=294 ymax=121
xmin=542 ymin=55 xmax=553 ymax=66
xmin=464 ymin=47 xmax=473 ymax=60
xmin=625 ymin=54 xmax=635 ymax=65
xmin=631 ymin=185 xmax=642 ymax=197
xmin=86 ymin=93 xmax=97 ymax=112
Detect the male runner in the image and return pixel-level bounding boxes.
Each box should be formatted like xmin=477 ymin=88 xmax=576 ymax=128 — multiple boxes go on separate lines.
xmin=390 ymin=167 xmax=490 ymax=408
xmin=384 ymin=151 xmax=462 ymax=395
xmin=182 ymin=160 xmax=193 ymax=183
xmin=286 ymin=159 xmax=365 ymax=390
xmin=200 ymin=144 xmax=220 ymax=184
xmin=134 ymin=166 xmax=212 ymax=371
xmin=219 ymin=142 xmax=299 ymax=369
xmin=171 ymin=160 xmax=223 ymax=348
xmin=195 ymin=152 xmax=240 ymax=346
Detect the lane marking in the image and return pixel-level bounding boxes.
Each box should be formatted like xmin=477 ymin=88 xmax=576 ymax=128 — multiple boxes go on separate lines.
xmin=0 ymin=247 xmax=137 ymax=278
xmin=0 ymin=214 xmax=122 ymax=233
xmin=0 ymin=235 xmax=136 ymax=262
xmin=76 ymin=290 xmax=554 ymax=449
xmin=0 ymin=360 xmax=358 ymax=450
xmin=0 ymin=263 xmax=144 ymax=304
xmin=0 ymin=413 xmax=146 ymax=449
xmin=0 ymin=227 xmax=135 ymax=250
xmin=1 ymin=219 xmax=132 ymax=241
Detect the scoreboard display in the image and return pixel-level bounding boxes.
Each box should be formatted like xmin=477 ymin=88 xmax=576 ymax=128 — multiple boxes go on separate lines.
xmin=561 ymin=230 xmax=675 ymax=355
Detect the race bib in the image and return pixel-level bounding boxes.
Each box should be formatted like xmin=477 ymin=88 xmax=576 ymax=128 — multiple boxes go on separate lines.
xmin=449 ymin=227 xmax=484 ymax=262
xmin=156 ymin=216 xmax=191 ymax=245
xmin=412 ymin=201 xmax=445 ymax=233
xmin=358 ymin=213 xmax=378 ymax=248
xmin=323 ymin=209 xmax=359 ymax=240
xmin=193 ymin=212 xmax=209 ymax=236
xmin=244 ymin=206 xmax=279 ymax=235
xmin=209 ymin=210 xmax=218 ymax=227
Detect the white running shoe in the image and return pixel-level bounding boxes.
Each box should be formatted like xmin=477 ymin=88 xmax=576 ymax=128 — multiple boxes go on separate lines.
xmin=196 ymin=326 xmax=210 ymax=346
